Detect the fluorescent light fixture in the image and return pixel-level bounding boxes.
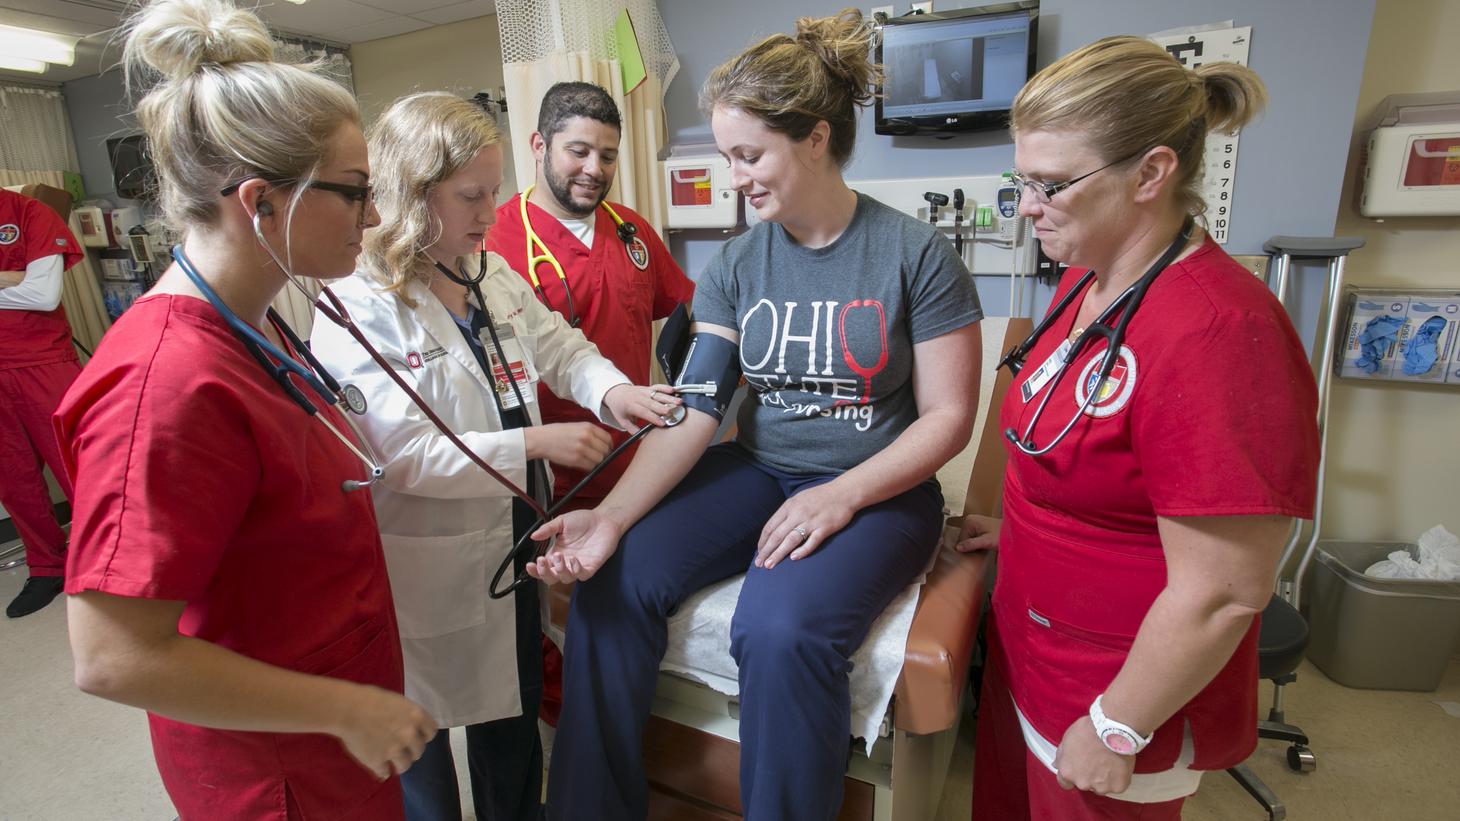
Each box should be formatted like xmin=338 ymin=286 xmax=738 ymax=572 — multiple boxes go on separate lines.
xmin=0 ymin=25 xmax=79 ymax=67
xmin=281 ymin=0 xmax=309 ymax=4
xmin=0 ymin=55 xmax=48 ymax=73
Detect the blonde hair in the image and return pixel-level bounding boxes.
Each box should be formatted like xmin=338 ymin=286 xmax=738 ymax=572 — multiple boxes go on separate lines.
xmin=361 ymin=92 xmax=504 ymax=304
xmin=122 ymin=0 xmax=360 ymax=231
xmin=700 ymin=8 xmax=881 ymax=168
xmin=1011 ymin=35 xmax=1267 ymax=216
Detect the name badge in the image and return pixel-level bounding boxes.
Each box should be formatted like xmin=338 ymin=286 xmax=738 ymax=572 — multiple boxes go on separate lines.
xmin=1020 ymin=339 xmax=1073 ymax=403
xmin=480 ymin=322 xmax=539 ymax=410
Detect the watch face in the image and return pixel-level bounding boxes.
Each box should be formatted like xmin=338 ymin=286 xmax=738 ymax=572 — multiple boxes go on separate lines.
xmin=1102 ymin=730 xmax=1138 ymax=755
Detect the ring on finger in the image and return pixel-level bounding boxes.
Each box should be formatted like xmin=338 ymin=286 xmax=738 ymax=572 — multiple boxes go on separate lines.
xmin=792 ymin=526 xmax=808 ymax=541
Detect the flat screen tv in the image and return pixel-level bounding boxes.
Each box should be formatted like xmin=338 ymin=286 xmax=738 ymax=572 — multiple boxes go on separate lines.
xmin=107 ymin=134 xmax=157 ymax=200
xmin=875 ymin=2 xmax=1038 ymax=136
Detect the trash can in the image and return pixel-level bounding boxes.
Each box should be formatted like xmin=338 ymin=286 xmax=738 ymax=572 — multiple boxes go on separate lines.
xmin=1304 ymin=540 xmax=1460 ymax=691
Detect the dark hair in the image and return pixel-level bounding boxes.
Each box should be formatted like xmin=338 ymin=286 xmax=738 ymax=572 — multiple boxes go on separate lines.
xmin=536 ymin=81 xmax=621 ymax=144
xmin=700 ymin=9 xmax=880 ymax=169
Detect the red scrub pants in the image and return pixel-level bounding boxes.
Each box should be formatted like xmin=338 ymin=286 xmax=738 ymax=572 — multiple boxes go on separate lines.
xmin=972 ymin=647 xmax=1186 ymax=821
xmin=0 ymin=360 xmax=80 ymax=577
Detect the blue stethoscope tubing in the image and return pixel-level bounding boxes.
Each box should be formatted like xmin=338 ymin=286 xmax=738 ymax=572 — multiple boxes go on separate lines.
xmin=1000 ymin=219 xmax=1193 ymax=456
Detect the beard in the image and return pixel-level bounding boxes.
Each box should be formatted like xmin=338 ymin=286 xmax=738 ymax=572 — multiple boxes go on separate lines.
xmin=543 ymin=157 xmax=607 ymax=217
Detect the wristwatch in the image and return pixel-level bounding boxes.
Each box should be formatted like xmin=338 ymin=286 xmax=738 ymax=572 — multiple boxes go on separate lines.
xmin=1089 ymin=695 xmax=1153 ymax=756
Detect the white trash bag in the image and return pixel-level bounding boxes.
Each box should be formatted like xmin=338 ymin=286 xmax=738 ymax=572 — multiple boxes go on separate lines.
xmin=1365 ymin=526 xmax=1460 ymax=581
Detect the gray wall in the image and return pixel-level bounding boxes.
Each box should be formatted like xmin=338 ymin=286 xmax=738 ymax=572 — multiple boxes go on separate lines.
xmin=659 ymin=0 xmax=1377 ymax=349
xmin=62 ymin=69 xmax=145 ymax=209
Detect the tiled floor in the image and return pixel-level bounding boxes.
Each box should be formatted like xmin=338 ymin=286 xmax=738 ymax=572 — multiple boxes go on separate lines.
xmin=3 ymin=558 xmax=1457 ymax=820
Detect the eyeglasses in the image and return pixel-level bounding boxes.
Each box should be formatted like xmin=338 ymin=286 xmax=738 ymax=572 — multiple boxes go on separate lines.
xmin=1008 ymin=151 xmax=1141 ymax=206
xmin=221 ymin=176 xmax=375 ymax=227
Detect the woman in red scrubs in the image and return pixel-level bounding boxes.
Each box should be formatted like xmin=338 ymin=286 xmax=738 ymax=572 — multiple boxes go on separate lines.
xmin=958 ymin=37 xmax=1320 ymax=819
xmin=54 ymin=1 xmax=434 ymax=818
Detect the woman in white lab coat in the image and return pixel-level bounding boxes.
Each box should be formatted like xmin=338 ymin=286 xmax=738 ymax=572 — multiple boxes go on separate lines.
xmin=309 ymin=92 xmax=678 ymax=821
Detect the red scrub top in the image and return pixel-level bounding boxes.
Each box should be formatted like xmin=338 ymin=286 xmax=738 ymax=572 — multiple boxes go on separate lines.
xmin=487 ymin=194 xmax=693 ymax=501
xmin=992 ymin=238 xmax=1319 ymax=772
xmin=0 ymin=189 xmax=84 ymax=369
xmin=56 ymin=294 xmax=405 ymax=820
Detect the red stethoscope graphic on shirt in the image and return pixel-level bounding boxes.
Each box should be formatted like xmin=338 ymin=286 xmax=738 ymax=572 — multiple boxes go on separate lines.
xmin=835 ymin=299 xmax=888 ymax=406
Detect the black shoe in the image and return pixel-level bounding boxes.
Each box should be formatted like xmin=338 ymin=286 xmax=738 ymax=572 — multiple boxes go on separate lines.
xmin=6 ymin=575 xmax=64 ymax=618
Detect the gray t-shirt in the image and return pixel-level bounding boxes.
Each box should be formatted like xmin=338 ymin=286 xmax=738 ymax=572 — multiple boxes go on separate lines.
xmin=694 ymin=192 xmax=983 ymax=475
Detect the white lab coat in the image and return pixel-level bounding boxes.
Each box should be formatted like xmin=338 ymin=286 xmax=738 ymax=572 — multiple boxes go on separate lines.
xmin=309 ymin=251 xmax=629 ymax=727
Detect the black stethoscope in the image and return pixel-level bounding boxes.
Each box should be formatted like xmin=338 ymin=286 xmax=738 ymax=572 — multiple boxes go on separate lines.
xmin=434 ymin=251 xmax=677 ymax=599
xmin=519 ymin=183 xmax=639 ymax=327
xmin=999 ymin=218 xmax=1193 ymax=456
xmin=173 ymin=246 xmax=385 ymax=492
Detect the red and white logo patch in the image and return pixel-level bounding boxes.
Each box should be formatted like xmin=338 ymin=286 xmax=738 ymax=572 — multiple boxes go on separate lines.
xmin=1074 ymin=345 xmax=1137 ymax=418
xmin=627 ymin=236 xmax=650 ymax=270
xmin=0 ymin=223 xmax=19 ymax=245
xmin=406 ymin=351 xmax=423 ymax=369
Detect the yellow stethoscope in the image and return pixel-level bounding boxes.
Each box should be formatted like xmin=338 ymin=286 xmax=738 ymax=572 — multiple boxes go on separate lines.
xmin=520 ymin=183 xmax=640 ymax=328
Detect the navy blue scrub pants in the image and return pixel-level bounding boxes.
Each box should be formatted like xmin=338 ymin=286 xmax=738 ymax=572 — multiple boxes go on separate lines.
xmin=546 ymin=443 xmax=942 ymax=821
xmin=402 ymin=497 xmax=544 ymax=821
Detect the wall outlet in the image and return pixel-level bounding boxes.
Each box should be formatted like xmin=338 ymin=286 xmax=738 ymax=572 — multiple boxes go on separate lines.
xmin=910 ymin=1 xmax=933 ymax=13
xmin=871 ymin=5 xmax=894 ymax=20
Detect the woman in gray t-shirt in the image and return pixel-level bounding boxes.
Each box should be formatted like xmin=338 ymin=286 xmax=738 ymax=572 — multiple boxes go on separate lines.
xmin=529 ymin=11 xmax=984 ymax=821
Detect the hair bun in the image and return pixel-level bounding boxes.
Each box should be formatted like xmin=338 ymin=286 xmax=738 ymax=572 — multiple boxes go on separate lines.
xmin=793 ymin=8 xmax=879 ymax=101
xmin=124 ymin=0 xmax=275 ymax=82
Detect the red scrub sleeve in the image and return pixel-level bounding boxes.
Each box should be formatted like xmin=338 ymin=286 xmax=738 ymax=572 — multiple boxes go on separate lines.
xmin=23 ymin=197 xmax=84 ymax=270
xmin=1131 ymin=309 xmax=1320 ymax=518
xmin=642 ymin=222 xmax=694 ymax=318
xmin=58 ymin=352 xmax=257 ymax=600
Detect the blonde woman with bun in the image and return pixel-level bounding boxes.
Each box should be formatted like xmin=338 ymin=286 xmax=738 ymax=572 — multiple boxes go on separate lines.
xmin=54 ymin=0 xmax=434 ymax=817
xmin=529 ymin=10 xmax=983 ymax=820
xmin=952 ymin=36 xmax=1320 ymax=819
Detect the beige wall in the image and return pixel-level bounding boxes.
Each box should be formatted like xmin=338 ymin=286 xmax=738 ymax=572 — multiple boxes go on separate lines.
xmin=350 ymin=15 xmax=518 ymax=196
xmin=1324 ymin=0 xmax=1460 ymax=540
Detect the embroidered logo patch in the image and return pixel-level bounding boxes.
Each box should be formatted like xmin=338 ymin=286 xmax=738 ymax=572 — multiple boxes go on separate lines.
xmin=627 ymin=236 xmax=650 ymax=270
xmin=1074 ymin=345 xmax=1137 ymax=418
xmin=0 ymin=224 xmax=18 ymax=245
xmin=406 ymin=352 xmax=423 ymax=369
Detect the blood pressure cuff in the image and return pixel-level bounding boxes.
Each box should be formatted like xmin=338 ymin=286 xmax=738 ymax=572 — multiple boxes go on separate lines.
xmin=676 ymin=331 xmax=741 ymax=422
xmin=656 ymin=302 xmax=692 ymax=378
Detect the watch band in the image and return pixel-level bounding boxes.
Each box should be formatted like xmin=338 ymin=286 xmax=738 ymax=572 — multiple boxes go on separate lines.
xmin=1090 ymin=694 xmax=1153 ymax=756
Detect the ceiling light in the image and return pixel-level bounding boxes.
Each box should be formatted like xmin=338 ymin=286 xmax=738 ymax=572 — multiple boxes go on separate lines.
xmin=0 ymin=25 xmax=79 ymax=67
xmin=0 ymin=55 xmax=48 ymax=73
xmin=281 ymin=0 xmax=309 ymax=4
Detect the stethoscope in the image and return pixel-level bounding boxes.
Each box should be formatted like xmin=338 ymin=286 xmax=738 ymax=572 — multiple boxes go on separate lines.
xmin=173 ymin=245 xmax=386 ymax=493
xmin=520 ymin=183 xmax=638 ymax=327
xmin=180 ymin=208 xmax=677 ymax=601
xmin=999 ymin=218 xmax=1193 ymax=457
xmin=430 ymin=249 xmax=676 ymax=599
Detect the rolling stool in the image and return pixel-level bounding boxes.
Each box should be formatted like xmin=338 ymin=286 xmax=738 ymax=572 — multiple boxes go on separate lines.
xmin=1226 ymin=594 xmax=1317 ymax=821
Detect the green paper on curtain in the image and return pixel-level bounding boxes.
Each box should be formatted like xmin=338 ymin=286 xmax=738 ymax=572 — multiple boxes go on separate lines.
xmin=62 ymin=171 xmax=85 ymax=203
xmin=615 ymin=9 xmax=647 ymax=94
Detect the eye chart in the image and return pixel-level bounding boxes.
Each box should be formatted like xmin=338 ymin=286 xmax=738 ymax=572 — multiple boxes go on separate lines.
xmin=1149 ymin=24 xmax=1252 ymax=245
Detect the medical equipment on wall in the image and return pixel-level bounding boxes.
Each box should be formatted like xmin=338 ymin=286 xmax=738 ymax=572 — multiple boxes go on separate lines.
xmin=662 ymin=146 xmax=738 ymax=229
xmin=519 ymin=183 xmax=641 ymax=327
xmin=73 ymin=205 xmax=109 ymax=248
xmin=1335 ymin=287 xmax=1460 ymax=385
xmin=109 ymin=207 xmax=142 ymax=247
xmin=999 ymin=219 xmax=1192 ymax=456
xmin=1358 ymin=91 xmax=1460 ymax=217
xmin=922 ymin=190 xmax=948 ymax=225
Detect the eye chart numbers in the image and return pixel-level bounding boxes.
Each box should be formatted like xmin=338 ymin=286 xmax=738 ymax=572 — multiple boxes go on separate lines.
xmin=1149 ymin=25 xmax=1252 ymax=245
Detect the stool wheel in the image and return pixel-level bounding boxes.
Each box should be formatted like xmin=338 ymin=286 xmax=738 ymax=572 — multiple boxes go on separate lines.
xmin=1287 ymin=744 xmax=1316 ymax=773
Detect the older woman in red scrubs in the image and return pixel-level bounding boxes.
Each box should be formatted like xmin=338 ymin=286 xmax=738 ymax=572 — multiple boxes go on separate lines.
xmin=53 ymin=1 xmax=434 ymax=818
xmin=958 ymin=37 xmax=1321 ymax=819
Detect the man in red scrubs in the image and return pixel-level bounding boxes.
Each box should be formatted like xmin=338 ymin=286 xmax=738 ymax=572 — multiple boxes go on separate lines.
xmin=487 ymin=81 xmax=693 ymax=510
xmin=0 ymin=188 xmax=84 ymax=618
xmin=486 ymin=81 xmax=694 ymax=728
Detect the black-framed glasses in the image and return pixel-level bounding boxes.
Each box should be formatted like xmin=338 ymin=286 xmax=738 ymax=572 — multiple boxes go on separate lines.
xmin=221 ymin=176 xmax=375 ymax=227
xmin=1008 ymin=151 xmax=1141 ymax=206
